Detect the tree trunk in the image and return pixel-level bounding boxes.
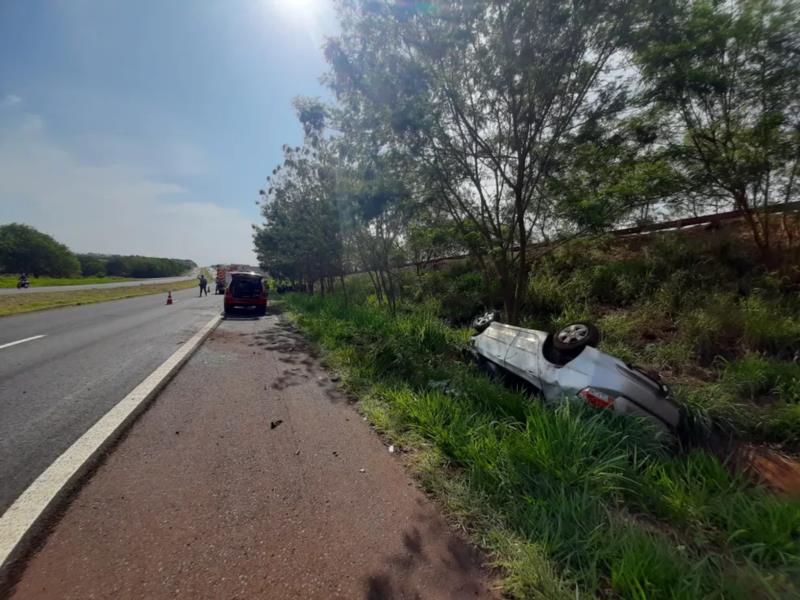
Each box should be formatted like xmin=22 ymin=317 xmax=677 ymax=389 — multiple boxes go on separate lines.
xmin=340 ymin=273 xmax=349 ymax=306
xmin=735 ymin=191 xmax=769 ymax=260
xmin=498 ymin=262 xmax=518 ymax=325
xmin=385 ymin=268 xmax=397 ymax=315
xmin=367 ymin=270 xmax=383 ymax=303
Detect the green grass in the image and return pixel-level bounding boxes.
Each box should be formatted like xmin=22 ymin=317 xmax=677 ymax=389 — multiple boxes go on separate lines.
xmin=0 ymin=275 xmax=141 ymax=288
xmin=0 ymin=278 xmax=198 ymax=317
xmin=280 ymin=292 xmax=800 ymax=598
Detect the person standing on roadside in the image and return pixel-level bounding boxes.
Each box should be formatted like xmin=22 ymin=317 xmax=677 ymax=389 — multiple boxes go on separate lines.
xmin=199 ymin=274 xmax=208 ymax=297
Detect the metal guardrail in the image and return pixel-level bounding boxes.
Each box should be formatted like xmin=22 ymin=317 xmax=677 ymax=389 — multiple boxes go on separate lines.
xmin=408 ymin=201 xmax=800 ymax=270
xmin=340 ymin=201 xmax=800 ymax=276
xmin=612 ymin=201 xmax=800 ymax=237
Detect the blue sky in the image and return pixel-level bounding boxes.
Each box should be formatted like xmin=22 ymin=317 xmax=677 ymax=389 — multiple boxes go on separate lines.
xmin=0 ymin=0 xmax=337 ymax=264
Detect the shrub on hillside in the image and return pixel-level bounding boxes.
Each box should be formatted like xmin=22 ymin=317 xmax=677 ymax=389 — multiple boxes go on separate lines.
xmin=413 ymin=261 xmax=498 ymax=324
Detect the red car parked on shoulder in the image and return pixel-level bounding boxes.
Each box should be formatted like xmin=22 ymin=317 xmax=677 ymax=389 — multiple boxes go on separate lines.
xmin=224 ymin=272 xmax=267 ymax=317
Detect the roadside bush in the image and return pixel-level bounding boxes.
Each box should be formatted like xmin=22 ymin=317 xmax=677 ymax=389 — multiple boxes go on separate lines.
xmin=651 ymin=269 xmax=701 ymax=315
xmin=645 ymin=232 xmax=764 ymax=291
xmin=413 ymin=261 xmax=498 ymax=324
xmin=722 ymin=355 xmax=800 ymax=404
xmin=677 ymin=293 xmax=744 ymax=363
xmin=587 ymin=260 xmax=652 ymax=306
xmin=739 ymin=295 xmax=800 ymax=359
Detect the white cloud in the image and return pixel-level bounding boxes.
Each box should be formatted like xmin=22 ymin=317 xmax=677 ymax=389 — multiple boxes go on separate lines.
xmin=0 ymin=116 xmax=256 ymax=265
xmin=0 ymin=94 xmax=22 ymax=109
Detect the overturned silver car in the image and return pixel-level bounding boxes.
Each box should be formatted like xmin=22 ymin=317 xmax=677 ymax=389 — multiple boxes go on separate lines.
xmin=470 ymin=315 xmax=682 ymax=433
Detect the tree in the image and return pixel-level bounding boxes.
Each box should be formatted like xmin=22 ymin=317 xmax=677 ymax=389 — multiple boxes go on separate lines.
xmin=325 ymin=0 xmax=644 ymax=323
xmin=549 ymin=116 xmax=682 ymax=230
xmin=0 ymin=223 xmax=80 ymax=277
xmin=77 ymin=254 xmax=107 ymax=277
xmin=254 ymin=101 xmax=347 ymax=294
xmin=635 ymin=0 xmax=800 ymax=257
xmin=339 ymin=149 xmax=413 ymax=311
xmin=406 ymin=207 xmax=465 ymax=275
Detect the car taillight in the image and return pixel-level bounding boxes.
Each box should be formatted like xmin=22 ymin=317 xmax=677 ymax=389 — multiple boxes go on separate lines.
xmin=578 ymin=388 xmax=615 ymax=409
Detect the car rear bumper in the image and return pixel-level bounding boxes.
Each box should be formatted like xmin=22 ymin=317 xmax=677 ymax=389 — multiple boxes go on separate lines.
xmin=225 ymin=299 xmax=266 ymax=310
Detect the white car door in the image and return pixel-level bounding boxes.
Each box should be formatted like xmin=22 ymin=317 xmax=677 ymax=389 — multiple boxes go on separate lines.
xmin=475 ymin=323 xmax=518 ymax=366
xmin=500 ymin=326 xmax=545 ymax=386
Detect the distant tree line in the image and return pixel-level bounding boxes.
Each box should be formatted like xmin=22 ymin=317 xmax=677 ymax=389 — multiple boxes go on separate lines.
xmin=253 ymin=0 xmax=800 ymax=323
xmin=0 ymin=223 xmax=196 ymax=278
xmin=77 ymin=254 xmax=196 ymax=278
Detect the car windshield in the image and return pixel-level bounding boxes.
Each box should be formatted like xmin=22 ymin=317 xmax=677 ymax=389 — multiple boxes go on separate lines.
xmin=230 ymin=277 xmax=262 ymax=298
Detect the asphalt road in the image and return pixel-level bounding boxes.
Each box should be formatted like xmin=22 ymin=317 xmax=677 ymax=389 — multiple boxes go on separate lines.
xmin=0 ymin=287 xmax=222 ymax=514
xmin=0 ymin=273 xmax=199 ymax=295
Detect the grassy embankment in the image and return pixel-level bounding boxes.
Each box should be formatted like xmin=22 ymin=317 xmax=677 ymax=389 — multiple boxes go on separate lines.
xmin=0 ymin=279 xmax=198 ymax=317
xmin=280 ymin=229 xmax=800 ymax=598
xmin=0 ymin=275 xmax=139 ymax=288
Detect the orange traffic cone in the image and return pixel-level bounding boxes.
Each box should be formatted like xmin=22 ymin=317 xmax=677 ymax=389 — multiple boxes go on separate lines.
xmin=166 ymin=291 xmax=173 ymax=305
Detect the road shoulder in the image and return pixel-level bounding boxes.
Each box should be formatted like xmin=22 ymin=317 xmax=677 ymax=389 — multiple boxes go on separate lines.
xmin=7 ymin=312 xmax=497 ymax=599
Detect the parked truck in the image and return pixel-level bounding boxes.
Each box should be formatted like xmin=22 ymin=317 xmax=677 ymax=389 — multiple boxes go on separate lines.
xmin=215 ymin=267 xmax=229 ymax=294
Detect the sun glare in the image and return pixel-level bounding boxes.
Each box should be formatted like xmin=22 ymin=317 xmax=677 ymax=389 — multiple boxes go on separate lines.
xmin=269 ymin=0 xmax=319 ymax=25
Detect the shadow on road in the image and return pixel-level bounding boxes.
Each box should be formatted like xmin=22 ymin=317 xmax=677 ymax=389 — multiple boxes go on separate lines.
xmin=364 ymin=500 xmax=491 ymax=599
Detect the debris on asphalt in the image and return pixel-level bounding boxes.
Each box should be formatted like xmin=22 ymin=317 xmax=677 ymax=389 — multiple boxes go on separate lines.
xmin=270 ymin=419 xmax=283 ymax=430
xmin=388 ymin=445 xmax=395 ymax=454
xmin=332 ymin=451 xmax=339 ymax=457
xmin=359 ymin=468 xmax=366 ymax=473
xmin=331 ymin=376 xmax=340 ymax=382
xmin=294 ymin=449 xmax=300 ymax=455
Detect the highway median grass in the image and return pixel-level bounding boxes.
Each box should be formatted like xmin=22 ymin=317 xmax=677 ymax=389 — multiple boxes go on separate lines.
xmin=0 ymin=279 xmax=198 ymax=317
xmin=0 ymin=275 xmax=141 ymax=288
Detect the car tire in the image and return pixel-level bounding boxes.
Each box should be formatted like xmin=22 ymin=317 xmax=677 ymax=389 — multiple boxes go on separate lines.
xmin=472 ymin=310 xmax=500 ymax=333
xmin=552 ymin=322 xmax=600 ymax=352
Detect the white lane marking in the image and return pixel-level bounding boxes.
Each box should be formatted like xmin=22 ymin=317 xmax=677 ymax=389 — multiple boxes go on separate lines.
xmin=0 ymin=313 xmax=222 ymax=570
xmin=0 ymin=335 xmax=46 ymax=351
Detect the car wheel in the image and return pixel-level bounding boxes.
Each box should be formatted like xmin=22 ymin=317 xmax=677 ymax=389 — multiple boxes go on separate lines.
xmin=472 ymin=310 xmax=500 ymax=333
xmin=552 ymin=322 xmax=600 ymax=351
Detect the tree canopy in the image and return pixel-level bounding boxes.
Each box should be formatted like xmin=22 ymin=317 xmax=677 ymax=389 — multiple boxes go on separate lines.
xmin=0 ymin=223 xmax=81 ymax=277
xmin=253 ymin=0 xmax=800 ymax=322
xmin=635 ymin=0 xmax=800 ymax=255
